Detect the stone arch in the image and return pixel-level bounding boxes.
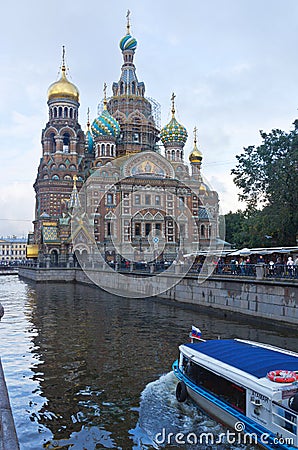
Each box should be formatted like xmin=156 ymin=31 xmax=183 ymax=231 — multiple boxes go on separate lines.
xmin=49 ymin=248 xmax=59 ymax=266
xmin=59 ymin=127 xmax=76 ymax=138
xmin=44 ymin=127 xmax=58 ymax=139
xmin=127 ymin=110 xmax=146 ymax=124
xmin=113 ymin=110 xmax=126 ymax=123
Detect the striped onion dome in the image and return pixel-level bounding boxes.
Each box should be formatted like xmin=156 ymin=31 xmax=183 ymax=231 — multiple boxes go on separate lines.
xmin=91 ymin=109 xmax=120 ymax=138
xmin=119 ymin=33 xmax=137 ymax=51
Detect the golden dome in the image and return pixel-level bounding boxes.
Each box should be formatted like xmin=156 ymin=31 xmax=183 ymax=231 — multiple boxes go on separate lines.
xmin=47 ymin=65 xmax=79 ymax=102
xmin=189 ymin=147 xmax=203 ymax=163
xmin=189 ymin=126 xmax=203 ymax=163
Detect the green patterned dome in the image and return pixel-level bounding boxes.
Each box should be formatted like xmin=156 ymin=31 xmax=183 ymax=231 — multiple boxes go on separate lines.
xmin=91 ymin=109 xmax=120 ymax=138
xmin=119 ymin=34 xmax=137 ymax=51
xmin=160 ymin=116 xmax=188 ymax=145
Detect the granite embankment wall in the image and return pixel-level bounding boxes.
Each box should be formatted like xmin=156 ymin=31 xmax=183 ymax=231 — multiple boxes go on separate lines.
xmin=0 ymin=359 xmax=19 ymax=450
xmin=18 ymin=267 xmax=298 ymax=326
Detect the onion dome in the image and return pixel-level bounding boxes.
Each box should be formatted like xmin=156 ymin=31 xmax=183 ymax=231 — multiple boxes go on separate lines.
xmin=120 ymin=34 xmax=137 ymax=51
xmin=48 ymin=47 xmax=79 ymax=102
xmin=86 ymin=129 xmax=94 ymax=152
xmin=160 ymin=93 xmax=188 ymax=145
xmin=119 ymin=10 xmax=137 ymax=51
xmin=91 ymin=85 xmax=120 ymax=138
xmin=189 ymin=127 xmax=203 ymax=163
xmin=85 ymin=110 xmax=94 ymax=153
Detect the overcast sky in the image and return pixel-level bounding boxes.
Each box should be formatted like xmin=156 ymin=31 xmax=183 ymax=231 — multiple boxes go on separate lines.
xmin=1 ymin=0 xmax=298 ymax=237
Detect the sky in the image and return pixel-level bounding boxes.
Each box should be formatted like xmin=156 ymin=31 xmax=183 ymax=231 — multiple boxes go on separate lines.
xmin=1 ymin=0 xmax=298 ymax=237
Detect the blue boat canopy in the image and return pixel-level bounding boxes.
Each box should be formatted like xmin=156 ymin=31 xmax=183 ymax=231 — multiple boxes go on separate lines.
xmin=184 ymin=340 xmax=298 ymax=379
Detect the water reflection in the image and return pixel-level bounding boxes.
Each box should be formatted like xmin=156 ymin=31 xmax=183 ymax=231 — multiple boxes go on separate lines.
xmin=0 ymin=276 xmax=297 ymax=449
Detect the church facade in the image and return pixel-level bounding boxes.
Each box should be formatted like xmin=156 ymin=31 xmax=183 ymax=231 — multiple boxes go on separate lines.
xmin=32 ymin=15 xmax=219 ymax=266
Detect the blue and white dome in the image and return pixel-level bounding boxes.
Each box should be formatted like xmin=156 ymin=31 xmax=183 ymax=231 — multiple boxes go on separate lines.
xmin=91 ymin=109 xmax=120 ymax=138
xmin=86 ymin=129 xmax=94 ymax=153
xmin=119 ymin=34 xmax=137 ymax=52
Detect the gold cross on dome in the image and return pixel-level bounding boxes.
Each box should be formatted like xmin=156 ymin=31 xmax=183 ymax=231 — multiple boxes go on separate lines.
xmin=171 ymin=92 xmax=176 ymax=117
xmin=194 ymin=126 xmax=198 ymax=144
xmin=126 ymin=10 xmax=131 ymax=34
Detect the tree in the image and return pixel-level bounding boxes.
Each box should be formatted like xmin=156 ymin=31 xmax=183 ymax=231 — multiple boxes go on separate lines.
xmin=231 ymin=121 xmax=298 ymax=246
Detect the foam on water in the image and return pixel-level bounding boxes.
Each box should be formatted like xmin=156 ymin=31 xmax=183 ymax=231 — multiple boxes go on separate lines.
xmin=132 ymin=371 xmax=251 ymax=449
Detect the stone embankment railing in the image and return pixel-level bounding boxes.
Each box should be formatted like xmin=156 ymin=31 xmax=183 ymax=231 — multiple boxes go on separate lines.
xmin=18 ymin=263 xmax=298 ymax=327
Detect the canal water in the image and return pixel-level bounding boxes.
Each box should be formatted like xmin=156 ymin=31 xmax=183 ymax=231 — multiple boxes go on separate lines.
xmin=0 ymin=276 xmax=297 ymax=450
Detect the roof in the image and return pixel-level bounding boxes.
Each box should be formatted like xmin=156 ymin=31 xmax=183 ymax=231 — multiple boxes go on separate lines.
xmin=0 ymin=237 xmax=27 ymax=243
xmin=184 ymin=339 xmax=298 ymax=379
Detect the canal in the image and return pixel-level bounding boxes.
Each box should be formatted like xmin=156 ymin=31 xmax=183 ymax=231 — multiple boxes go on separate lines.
xmin=0 ymin=275 xmax=297 ymax=449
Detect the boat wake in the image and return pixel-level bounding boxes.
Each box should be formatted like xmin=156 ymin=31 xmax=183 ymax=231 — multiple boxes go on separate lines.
xmin=131 ymin=371 xmax=250 ymax=449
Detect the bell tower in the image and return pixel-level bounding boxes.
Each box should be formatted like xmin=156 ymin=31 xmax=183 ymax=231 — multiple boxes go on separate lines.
xmin=33 ymin=47 xmax=85 ymax=245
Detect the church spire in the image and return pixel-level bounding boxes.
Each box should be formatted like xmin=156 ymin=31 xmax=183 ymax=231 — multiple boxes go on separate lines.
xmin=113 ymin=12 xmax=144 ymax=97
xmin=126 ymin=9 xmax=131 ymax=35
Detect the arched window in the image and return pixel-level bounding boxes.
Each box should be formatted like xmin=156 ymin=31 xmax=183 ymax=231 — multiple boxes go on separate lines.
xmin=201 ymin=224 xmax=205 ymax=237
xmin=120 ymin=82 xmax=124 ymax=95
xmin=111 ymin=145 xmax=114 ymax=156
xmin=69 ymin=164 xmax=76 ymax=170
xmin=64 ymin=175 xmax=72 ymax=181
xmin=107 ymin=193 xmax=113 ymax=205
xmin=101 ymin=144 xmax=105 ymax=156
xmin=52 ymin=174 xmax=59 ymax=180
xmin=64 ymin=107 xmax=68 ymax=118
xmin=106 ymin=144 xmax=110 ymax=156
xmin=171 ymin=150 xmax=175 ymax=161
xmin=132 ymin=82 xmax=136 ymax=94
xmin=54 ymin=107 xmax=57 ymax=118
xmin=50 ymin=133 xmax=56 ymax=153
xmin=59 ymin=163 xmax=66 ymax=169
xmin=58 ymin=107 xmax=62 ymax=118
xmin=63 ymin=133 xmax=70 ymax=153
xmin=70 ymin=108 xmax=73 ymax=119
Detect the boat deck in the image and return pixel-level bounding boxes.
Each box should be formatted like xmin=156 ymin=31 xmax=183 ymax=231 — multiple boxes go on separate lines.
xmin=184 ymin=339 xmax=298 ymax=379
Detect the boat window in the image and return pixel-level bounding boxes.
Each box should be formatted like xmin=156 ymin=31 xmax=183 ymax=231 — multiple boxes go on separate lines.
xmin=184 ymin=359 xmax=246 ymax=414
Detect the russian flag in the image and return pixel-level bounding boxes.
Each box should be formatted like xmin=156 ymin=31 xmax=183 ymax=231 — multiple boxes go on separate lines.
xmin=191 ymin=325 xmax=202 ymax=339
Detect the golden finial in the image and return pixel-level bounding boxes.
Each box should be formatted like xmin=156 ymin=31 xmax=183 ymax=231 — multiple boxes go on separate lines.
xmin=60 ymin=45 xmax=67 ymax=77
xmin=73 ymin=174 xmax=78 ymax=187
xmin=103 ymin=82 xmax=107 ymax=110
xmin=194 ymin=126 xmax=198 ymax=146
xmin=87 ymin=107 xmax=90 ymax=129
xmin=126 ymin=9 xmax=131 ymax=35
xmin=171 ymin=92 xmax=176 ymax=118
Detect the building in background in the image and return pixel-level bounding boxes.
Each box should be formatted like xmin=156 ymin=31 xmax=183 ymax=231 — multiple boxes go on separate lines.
xmin=32 ymin=13 xmax=219 ymax=266
xmin=0 ymin=237 xmax=27 ymax=263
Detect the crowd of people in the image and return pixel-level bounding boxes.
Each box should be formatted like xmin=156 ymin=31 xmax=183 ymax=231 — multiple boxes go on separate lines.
xmin=215 ymin=255 xmax=298 ymax=278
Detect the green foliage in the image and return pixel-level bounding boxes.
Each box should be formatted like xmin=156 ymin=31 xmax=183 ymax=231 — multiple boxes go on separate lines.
xmin=230 ymin=122 xmax=298 ymax=246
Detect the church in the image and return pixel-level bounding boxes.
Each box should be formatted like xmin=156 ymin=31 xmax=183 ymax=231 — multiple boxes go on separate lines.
xmin=31 ymin=13 xmax=219 ymax=267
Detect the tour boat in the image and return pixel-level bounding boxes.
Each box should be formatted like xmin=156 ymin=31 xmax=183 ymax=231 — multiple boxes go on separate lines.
xmin=173 ymin=329 xmax=298 ymax=449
